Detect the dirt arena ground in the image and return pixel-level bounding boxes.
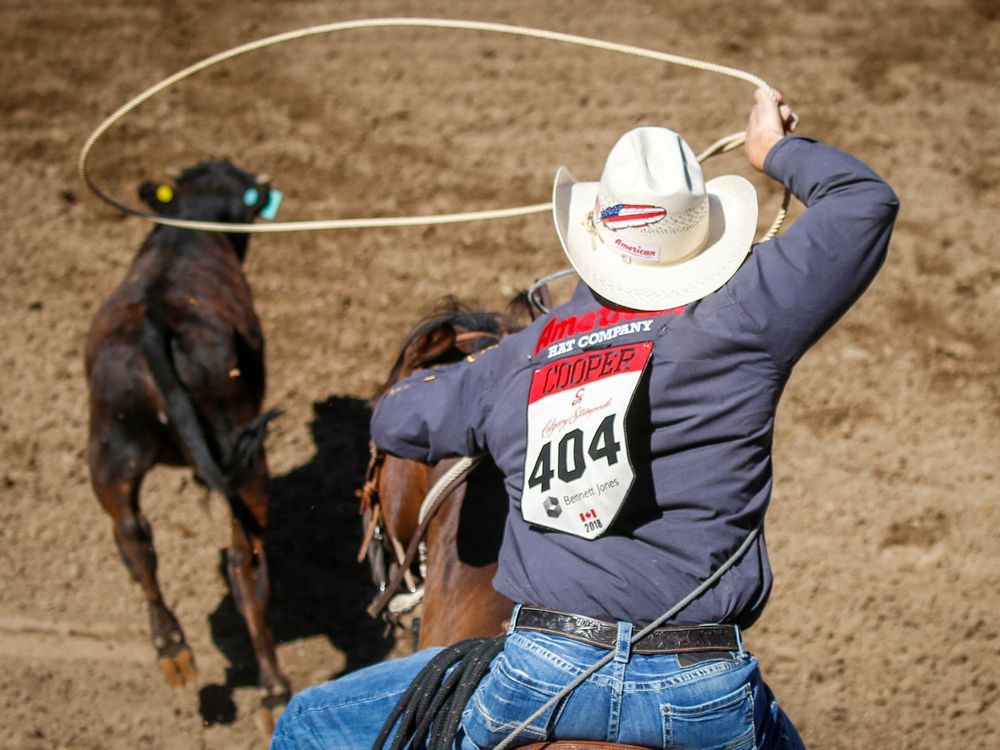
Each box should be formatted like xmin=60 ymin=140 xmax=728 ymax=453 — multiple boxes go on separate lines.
xmin=1 ymin=0 xmax=997 ymax=748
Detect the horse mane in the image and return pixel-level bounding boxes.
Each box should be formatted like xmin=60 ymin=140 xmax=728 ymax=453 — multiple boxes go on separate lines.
xmin=371 ymin=289 xmax=547 ymax=403
xmin=372 ymin=296 xmax=505 ymax=402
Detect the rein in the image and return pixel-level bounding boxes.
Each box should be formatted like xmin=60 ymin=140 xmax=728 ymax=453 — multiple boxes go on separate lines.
xmin=374 ymin=636 xmax=506 ymax=750
xmin=453 ymin=330 xmax=500 ymax=348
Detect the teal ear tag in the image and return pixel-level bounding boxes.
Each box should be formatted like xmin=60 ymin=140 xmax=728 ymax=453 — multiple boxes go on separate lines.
xmin=243 ymin=187 xmax=259 ymax=206
xmin=260 ymin=189 xmax=282 ymax=221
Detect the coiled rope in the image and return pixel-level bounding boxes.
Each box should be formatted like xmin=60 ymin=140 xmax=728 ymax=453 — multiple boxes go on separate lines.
xmin=78 ymin=17 xmax=788 ymax=236
xmin=373 ymin=636 xmax=505 ymax=750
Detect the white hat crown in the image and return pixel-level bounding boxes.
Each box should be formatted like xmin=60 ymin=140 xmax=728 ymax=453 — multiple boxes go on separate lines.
xmin=593 ymin=128 xmax=710 ymax=266
xmin=552 ymin=125 xmax=758 ymax=311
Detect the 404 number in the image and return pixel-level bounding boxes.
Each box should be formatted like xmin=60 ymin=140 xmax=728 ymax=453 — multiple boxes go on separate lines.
xmin=527 ymin=414 xmax=621 ymax=492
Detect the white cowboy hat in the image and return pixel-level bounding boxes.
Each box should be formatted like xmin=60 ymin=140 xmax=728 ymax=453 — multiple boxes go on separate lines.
xmin=553 ymin=127 xmax=758 ymax=311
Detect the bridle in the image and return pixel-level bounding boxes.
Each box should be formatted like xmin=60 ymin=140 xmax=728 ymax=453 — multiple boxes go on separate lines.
xmin=363 ymin=455 xmax=484 ymax=621
xmin=355 ymin=442 xmax=390 ymax=579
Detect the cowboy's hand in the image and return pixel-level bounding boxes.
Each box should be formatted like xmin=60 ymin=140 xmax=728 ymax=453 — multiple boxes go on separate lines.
xmin=745 ymin=87 xmax=798 ymax=171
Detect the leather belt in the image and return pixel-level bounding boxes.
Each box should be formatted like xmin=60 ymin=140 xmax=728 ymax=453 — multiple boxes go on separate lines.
xmin=513 ymin=607 xmax=739 ymax=655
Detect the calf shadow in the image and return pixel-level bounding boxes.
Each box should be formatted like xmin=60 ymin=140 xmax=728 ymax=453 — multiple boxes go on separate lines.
xmin=200 ymin=394 xmax=392 ymax=724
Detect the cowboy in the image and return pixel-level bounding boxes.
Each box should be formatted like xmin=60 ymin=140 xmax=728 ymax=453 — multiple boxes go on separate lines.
xmin=272 ymin=88 xmax=898 ymax=749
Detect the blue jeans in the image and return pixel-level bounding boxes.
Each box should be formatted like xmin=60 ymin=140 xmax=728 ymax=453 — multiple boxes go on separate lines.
xmin=272 ymin=610 xmax=804 ymax=749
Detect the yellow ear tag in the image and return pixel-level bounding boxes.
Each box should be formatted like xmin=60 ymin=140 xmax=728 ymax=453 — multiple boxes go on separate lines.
xmin=155 ymin=185 xmax=174 ymax=203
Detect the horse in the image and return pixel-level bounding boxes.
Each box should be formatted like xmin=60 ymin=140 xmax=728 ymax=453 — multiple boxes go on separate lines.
xmin=358 ymin=292 xmax=546 ymax=648
xmin=84 ymin=160 xmax=289 ymax=725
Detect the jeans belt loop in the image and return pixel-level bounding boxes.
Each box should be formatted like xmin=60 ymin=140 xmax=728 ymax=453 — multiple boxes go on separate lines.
xmin=614 ymin=620 xmax=632 ymax=664
xmin=734 ymin=624 xmax=745 ymax=656
xmin=507 ymin=604 xmax=522 ymax=635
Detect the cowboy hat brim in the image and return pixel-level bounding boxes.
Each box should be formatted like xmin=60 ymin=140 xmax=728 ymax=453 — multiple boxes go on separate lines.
xmin=552 ymin=167 xmax=759 ymax=311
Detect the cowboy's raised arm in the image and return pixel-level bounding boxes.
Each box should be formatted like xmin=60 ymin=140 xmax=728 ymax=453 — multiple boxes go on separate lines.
xmin=370 ymin=349 xmax=498 ymax=463
xmin=729 ymin=88 xmax=900 ymax=371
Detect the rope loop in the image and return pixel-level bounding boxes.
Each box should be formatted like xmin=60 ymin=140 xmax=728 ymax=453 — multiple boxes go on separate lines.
xmin=79 ymin=17 xmax=788 ymax=235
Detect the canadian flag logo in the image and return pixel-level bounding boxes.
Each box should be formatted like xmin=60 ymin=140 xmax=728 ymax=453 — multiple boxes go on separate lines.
xmin=579 ymin=508 xmax=597 ymax=523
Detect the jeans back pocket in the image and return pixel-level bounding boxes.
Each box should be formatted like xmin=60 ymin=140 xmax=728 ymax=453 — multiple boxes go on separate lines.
xmin=661 ymin=682 xmax=755 ymax=750
xmin=462 ymin=650 xmax=571 ymax=748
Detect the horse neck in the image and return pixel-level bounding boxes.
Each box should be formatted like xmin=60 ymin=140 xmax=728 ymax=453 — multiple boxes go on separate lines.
xmin=417 ymin=477 xmax=513 ymax=648
xmin=377 ymin=456 xmax=430 ymax=545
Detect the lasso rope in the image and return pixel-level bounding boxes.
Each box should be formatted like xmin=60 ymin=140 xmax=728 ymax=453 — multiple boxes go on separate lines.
xmin=417 ymin=456 xmax=483 ymax=526
xmin=79 ymin=17 xmax=788 ymax=236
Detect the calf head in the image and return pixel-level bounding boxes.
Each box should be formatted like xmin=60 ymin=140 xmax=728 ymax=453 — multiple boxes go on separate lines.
xmin=139 ymin=160 xmax=280 ymax=257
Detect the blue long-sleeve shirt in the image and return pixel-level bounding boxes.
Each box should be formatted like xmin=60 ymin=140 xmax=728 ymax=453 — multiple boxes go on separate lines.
xmin=372 ymin=136 xmax=899 ymax=627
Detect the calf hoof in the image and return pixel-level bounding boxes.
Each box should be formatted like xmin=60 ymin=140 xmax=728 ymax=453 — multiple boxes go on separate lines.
xmin=255 ymin=683 xmax=290 ymax=738
xmin=156 ymin=642 xmax=198 ymax=690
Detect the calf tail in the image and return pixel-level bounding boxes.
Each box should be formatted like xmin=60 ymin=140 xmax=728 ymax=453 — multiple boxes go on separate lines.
xmin=222 ymin=408 xmax=282 ymax=538
xmin=226 ymin=407 xmax=282 ymax=490
xmin=140 ymin=300 xmax=276 ymax=495
xmin=141 ymin=303 xmax=230 ymax=493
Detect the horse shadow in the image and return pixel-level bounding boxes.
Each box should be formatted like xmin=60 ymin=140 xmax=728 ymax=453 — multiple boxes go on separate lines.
xmin=199 ymin=394 xmax=392 ymax=725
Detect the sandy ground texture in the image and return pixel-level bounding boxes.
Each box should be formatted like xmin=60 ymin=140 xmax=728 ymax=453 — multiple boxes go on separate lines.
xmin=1 ymin=0 xmax=998 ymax=748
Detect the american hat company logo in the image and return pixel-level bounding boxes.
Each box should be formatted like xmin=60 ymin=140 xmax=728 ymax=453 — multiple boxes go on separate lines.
xmin=612 ymin=236 xmax=660 ymax=261
xmin=534 ymin=304 xmax=685 ymax=357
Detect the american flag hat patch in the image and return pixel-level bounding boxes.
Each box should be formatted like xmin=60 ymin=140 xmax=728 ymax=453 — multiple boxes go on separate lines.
xmin=599 ymin=203 xmax=667 ymax=231
xmin=553 ymin=127 xmax=759 ymax=311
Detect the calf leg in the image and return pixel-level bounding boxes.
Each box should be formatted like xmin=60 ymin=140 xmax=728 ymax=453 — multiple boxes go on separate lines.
xmin=94 ymin=471 xmax=197 ymax=689
xmin=225 ymin=459 xmax=289 ymax=719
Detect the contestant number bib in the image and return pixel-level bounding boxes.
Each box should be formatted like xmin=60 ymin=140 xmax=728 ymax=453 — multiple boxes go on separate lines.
xmin=521 ymin=342 xmax=652 ymax=539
